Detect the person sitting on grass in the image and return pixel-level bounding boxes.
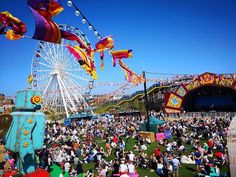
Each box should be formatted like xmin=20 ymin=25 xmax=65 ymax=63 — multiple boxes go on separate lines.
xmin=111 ymin=159 xmax=120 ymax=177
xmin=180 ymin=154 xmax=195 ymax=164
xmin=98 ymin=164 xmax=108 ymax=177
xmin=119 ymin=158 xmax=128 ymax=177
xmin=59 ymin=171 xmax=65 ymax=177
xmin=150 ymin=154 xmax=157 ymax=172
xmin=157 ymin=158 xmax=164 ymax=176
xmin=85 ymin=169 xmax=95 ymax=177
xmin=127 ymin=161 xmax=138 ymax=176
xmin=154 ymin=146 xmax=162 ymax=160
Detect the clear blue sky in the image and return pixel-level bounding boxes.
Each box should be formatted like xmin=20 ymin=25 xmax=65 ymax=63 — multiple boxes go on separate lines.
xmin=0 ymin=0 xmax=236 ymax=96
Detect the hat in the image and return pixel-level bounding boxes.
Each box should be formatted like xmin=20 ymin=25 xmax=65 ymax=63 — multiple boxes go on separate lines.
xmin=121 ymin=158 xmax=125 ymax=163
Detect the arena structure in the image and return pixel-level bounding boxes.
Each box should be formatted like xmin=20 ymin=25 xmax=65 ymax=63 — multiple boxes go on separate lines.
xmin=96 ymin=72 xmax=236 ymax=114
xmin=164 ymin=72 xmax=236 ymax=113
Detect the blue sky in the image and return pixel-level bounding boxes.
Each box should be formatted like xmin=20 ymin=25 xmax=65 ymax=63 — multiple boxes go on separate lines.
xmin=0 ymin=0 xmax=236 ymax=96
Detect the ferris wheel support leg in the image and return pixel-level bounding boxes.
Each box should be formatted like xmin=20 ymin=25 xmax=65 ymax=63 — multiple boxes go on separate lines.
xmin=43 ymin=76 xmax=54 ymax=96
xmin=57 ymin=76 xmax=69 ymax=118
xmin=57 ymin=75 xmax=77 ymax=113
xmin=63 ymin=77 xmax=85 ymax=112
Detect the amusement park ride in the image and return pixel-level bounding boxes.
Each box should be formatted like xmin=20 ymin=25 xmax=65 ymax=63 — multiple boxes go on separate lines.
xmin=31 ymin=24 xmax=95 ymax=118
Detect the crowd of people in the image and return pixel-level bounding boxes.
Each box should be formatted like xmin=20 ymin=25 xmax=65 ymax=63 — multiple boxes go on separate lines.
xmin=0 ymin=113 xmax=232 ymax=177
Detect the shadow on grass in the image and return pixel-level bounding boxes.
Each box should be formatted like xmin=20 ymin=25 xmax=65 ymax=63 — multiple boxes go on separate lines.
xmin=185 ymin=165 xmax=196 ymax=172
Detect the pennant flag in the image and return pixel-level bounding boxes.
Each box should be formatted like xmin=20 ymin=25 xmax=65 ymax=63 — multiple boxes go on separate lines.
xmin=0 ymin=11 xmax=26 ymax=40
xmin=110 ymin=49 xmax=133 ymax=67
xmin=27 ymin=0 xmax=63 ymax=43
xmin=66 ymin=45 xmax=97 ymax=80
xmin=118 ymin=60 xmax=144 ymax=85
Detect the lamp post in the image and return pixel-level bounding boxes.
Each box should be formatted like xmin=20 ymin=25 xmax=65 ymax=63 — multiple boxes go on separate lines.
xmin=142 ymin=71 xmax=150 ymax=131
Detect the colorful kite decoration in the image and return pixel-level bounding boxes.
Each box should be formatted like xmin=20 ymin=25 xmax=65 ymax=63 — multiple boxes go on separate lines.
xmin=66 ymin=45 xmax=98 ymax=80
xmin=0 ymin=11 xmax=26 ymax=40
xmin=61 ymin=30 xmax=88 ymax=50
xmin=0 ymin=0 xmax=142 ymax=86
xmin=60 ymin=29 xmax=93 ymax=58
xmin=110 ymin=49 xmax=133 ymax=67
xmin=94 ymin=35 xmax=114 ymax=70
xmin=27 ymin=0 xmax=63 ymax=43
xmin=118 ymin=60 xmax=144 ymax=85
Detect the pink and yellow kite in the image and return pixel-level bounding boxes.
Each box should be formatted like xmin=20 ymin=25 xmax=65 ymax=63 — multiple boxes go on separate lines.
xmin=66 ymin=45 xmax=97 ymax=80
xmin=110 ymin=49 xmax=133 ymax=67
xmin=0 ymin=11 xmax=26 ymax=40
xmin=94 ymin=35 xmax=114 ymax=70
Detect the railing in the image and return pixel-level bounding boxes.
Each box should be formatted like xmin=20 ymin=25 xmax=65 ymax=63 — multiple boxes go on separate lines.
xmin=165 ymin=112 xmax=236 ymax=119
xmin=99 ymin=84 xmax=171 ymax=111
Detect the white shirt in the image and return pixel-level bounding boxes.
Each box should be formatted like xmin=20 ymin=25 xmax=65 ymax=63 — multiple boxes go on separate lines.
xmin=100 ymin=168 xmax=107 ymax=177
xmin=64 ymin=162 xmax=70 ymax=172
xmin=119 ymin=163 xmax=128 ymax=172
xmin=166 ymin=143 xmax=172 ymax=151
xmin=128 ymin=153 xmax=135 ymax=161
xmin=172 ymin=158 xmax=180 ymax=167
xmin=157 ymin=163 xmax=163 ymax=169
xmin=127 ymin=163 xmax=135 ymax=173
xmin=141 ymin=144 xmax=147 ymax=151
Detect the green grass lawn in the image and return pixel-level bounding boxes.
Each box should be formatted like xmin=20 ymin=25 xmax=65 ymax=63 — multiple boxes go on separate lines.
xmin=80 ymin=137 xmax=230 ymax=177
xmin=49 ymin=136 xmax=229 ymax=177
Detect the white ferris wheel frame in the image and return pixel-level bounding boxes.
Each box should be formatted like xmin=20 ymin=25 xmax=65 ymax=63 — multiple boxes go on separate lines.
xmin=31 ymin=24 xmax=94 ymax=118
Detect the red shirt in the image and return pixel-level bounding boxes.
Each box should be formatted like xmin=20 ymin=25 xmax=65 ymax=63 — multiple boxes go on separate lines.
xmin=208 ymin=140 xmax=214 ymax=148
xmin=154 ymin=148 xmax=161 ymax=157
xmin=112 ymin=136 xmax=119 ymax=144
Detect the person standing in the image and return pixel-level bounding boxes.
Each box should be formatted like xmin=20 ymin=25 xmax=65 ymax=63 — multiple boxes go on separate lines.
xmin=194 ymin=149 xmax=203 ymax=173
xmin=163 ymin=151 xmax=170 ymax=177
xmin=171 ymin=155 xmax=180 ymax=177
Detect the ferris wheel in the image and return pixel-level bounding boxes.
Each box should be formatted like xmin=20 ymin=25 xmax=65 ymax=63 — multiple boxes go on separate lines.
xmin=31 ymin=24 xmax=94 ymax=118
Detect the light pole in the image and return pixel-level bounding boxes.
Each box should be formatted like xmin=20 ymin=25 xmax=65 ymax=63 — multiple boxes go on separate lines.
xmin=142 ymin=71 xmax=150 ymax=131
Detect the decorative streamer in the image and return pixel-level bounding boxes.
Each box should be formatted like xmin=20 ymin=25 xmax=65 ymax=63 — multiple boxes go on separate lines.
xmin=27 ymin=0 xmax=63 ymax=43
xmin=118 ymin=60 xmax=144 ymax=85
xmin=110 ymin=49 xmax=133 ymax=67
xmin=60 ymin=30 xmax=88 ymax=50
xmin=66 ymin=45 xmax=97 ymax=80
xmin=0 ymin=11 xmax=26 ymax=40
xmin=94 ymin=35 xmax=114 ymax=70
xmin=60 ymin=29 xmax=94 ymax=58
